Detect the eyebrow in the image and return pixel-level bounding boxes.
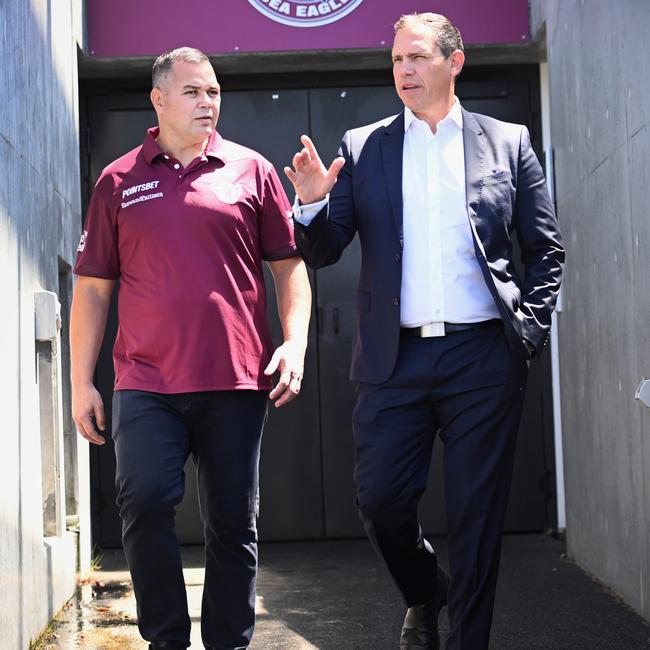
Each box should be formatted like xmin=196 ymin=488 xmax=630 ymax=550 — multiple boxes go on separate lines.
xmin=181 ymin=84 xmax=220 ymax=91
xmin=392 ymin=50 xmax=430 ymax=60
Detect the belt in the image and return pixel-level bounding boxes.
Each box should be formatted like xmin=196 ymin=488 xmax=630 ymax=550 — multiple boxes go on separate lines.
xmin=400 ymin=319 xmax=501 ymax=338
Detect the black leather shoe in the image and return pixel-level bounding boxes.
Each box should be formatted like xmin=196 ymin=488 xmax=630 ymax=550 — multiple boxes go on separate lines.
xmin=149 ymin=643 xmax=188 ymax=650
xmin=399 ymin=565 xmax=450 ymax=650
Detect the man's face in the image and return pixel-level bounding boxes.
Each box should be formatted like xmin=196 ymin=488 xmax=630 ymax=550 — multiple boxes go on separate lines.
xmin=391 ymin=25 xmax=461 ymax=115
xmin=152 ymin=59 xmax=221 ymax=144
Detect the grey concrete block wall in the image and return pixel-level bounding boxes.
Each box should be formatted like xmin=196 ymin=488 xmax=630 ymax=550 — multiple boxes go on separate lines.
xmin=0 ymin=0 xmax=83 ymax=646
xmin=530 ymin=0 xmax=650 ymax=620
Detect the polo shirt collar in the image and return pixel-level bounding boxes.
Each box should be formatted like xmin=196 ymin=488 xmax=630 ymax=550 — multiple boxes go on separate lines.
xmin=142 ymin=127 xmax=225 ymax=165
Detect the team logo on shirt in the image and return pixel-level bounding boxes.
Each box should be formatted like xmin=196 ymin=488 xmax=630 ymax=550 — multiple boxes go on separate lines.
xmin=212 ymin=180 xmax=243 ymax=205
xmin=77 ymin=230 xmax=87 ymax=252
xmin=247 ymin=0 xmax=364 ymax=28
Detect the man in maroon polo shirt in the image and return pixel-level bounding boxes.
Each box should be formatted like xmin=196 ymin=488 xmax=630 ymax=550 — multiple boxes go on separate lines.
xmin=70 ymin=47 xmax=311 ymax=650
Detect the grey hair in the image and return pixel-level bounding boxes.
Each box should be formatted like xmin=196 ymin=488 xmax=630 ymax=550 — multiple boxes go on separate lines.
xmin=394 ymin=13 xmax=464 ymax=57
xmin=152 ymin=47 xmax=210 ymax=88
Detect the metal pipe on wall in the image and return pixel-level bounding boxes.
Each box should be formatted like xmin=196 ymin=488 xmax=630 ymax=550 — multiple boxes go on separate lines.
xmin=540 ymin=62 xmax=566 ymax=530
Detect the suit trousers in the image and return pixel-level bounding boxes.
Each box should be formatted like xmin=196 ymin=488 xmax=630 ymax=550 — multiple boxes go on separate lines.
xmin=112 ymin=389 xmax=268 ymax=650
xmin=352 ymin=323 xmax=528 ymax=649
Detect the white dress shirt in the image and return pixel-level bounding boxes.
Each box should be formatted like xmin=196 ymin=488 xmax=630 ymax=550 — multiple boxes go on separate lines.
xmin=400 ymin=100 xmax=500 ymax=330
xmin=294 ymin=99 xmax=501 ymax=333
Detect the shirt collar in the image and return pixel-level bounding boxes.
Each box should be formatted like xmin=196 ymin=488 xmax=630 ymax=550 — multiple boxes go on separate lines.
xmin=403 ymin=97 xmax=463 ymax=133
xmin=142 ymin=127 xmax=225 ymax=165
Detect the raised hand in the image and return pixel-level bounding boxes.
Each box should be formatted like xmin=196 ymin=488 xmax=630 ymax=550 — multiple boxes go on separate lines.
xmin=284 ymin=135 xmax=345 ymax=204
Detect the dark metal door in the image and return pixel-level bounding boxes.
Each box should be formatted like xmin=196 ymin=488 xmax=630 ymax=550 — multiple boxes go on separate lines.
xmin=309 ymin=86 xmax=404 ymax=538
xmin=86 ymin=71 xmax=553 ymax=548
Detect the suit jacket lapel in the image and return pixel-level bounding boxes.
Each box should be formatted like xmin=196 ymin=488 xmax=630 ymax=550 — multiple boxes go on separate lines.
xmin=380 ymin=112 xmax=405 ymax=246
xmin=462 ymin=109 xmax=487 ymax=233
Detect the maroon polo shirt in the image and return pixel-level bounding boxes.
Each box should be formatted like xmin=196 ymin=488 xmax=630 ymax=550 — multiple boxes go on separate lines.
xmin=74 ymin=127 xmax=297 ymax=393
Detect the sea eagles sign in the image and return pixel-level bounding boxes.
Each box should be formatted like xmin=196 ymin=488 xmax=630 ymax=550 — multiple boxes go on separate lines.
xmin=87 ymin=1 xmax=530 ymax=57
xmin=247 ymin=0 xmax=364 ymax=27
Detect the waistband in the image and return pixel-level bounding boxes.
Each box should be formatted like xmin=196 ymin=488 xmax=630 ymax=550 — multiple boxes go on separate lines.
xmin=400 ymin=319 xmax=502 ymax=338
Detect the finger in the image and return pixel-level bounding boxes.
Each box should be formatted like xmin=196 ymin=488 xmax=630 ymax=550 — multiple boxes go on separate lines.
xmin=269 ymin=377 xmax=289 ymax=400
xmin=273 ymin=372 xmax=301 ymax=408
xmin=264 ymin=350 xmax=281 ymax=376
xmin=300 ymin=147 xmax=312 ymax=163
xmin=327 ymin=157 xmax=346 ymax=182
xmin=292 ymin=151 xmax=303 ymax=170
xmin=300 ymin=135 xmax=322 ymax=165
xmin=284 ymin=166 xmax=297 ymax=183
xmin=274 ymin=380 xmax=300 ymax=408
xmin=269 ymin=368 xmax=291 ymax=398
xmin=78 ymin=415 xmax=105 ymax=445
xmin=278 ymin=370 xmax=292 ymax=390
xmin=297 ymin=151 xmax=312 ymax=171
xmin=94 ymin=401 xmax=106 ymax=431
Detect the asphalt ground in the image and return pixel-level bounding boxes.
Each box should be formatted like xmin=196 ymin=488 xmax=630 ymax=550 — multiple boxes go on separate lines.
xmin=34 ymin=534 xmax=650 ymax=649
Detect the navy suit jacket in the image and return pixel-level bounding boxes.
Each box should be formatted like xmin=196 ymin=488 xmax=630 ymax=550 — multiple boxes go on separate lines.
xmin=295 ymin=109 xmax=565 ymax=384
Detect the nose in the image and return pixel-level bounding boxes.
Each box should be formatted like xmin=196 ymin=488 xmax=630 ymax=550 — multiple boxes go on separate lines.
xmin=395 ymin=61 xmax=414 ymax=79
xmin=402 ymin=60 xmax=415 ymax=76
xmin=197 ymin=91 xmax=211 ymax=107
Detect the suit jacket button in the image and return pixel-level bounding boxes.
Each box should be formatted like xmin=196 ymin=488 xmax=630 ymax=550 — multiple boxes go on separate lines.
xmin=395 ymin=253 xmax=401 ymax=262
xmin=393 ymin=297 xmax=400 ymax=306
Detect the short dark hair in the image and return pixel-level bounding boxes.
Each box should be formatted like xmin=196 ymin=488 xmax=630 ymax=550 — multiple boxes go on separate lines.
xmin=152 ymin=47 xmax=211 ymax=88
xmin=394 ymin=13 xmax=464 ymax=58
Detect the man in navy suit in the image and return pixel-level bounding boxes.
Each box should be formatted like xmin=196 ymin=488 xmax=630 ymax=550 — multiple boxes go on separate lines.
xmin=285 ymin=12 xmax=564 ymax=650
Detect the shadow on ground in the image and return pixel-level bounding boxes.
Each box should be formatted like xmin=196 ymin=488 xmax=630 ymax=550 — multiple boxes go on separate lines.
xmin=33 ymin=535 xmax=650 ymax=649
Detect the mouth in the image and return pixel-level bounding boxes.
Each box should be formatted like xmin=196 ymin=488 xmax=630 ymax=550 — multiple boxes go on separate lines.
xmin=196 ymin=116 xmax=213 ymax=123
xmin=401 ymin=84 xmax=420 ymax=92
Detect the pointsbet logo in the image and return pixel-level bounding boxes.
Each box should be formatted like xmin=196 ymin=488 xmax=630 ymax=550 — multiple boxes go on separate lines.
xmin=247 ymin=0 xmax=364 ymax=27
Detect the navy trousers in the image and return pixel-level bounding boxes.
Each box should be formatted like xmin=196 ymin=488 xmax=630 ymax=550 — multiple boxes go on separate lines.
xmin=112 ymin=389 xmax=268 ymax=650
xmin=353 ymin=323 xmax=528 ymax=649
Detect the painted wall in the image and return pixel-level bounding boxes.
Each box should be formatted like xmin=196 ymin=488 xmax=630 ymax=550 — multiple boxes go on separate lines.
xmin=0 ymin=0 xmax=88 ymax=646
xmin=530 ymin=0 xmax=650 ymax=620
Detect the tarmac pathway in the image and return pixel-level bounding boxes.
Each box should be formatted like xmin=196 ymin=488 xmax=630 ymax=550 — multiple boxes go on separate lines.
xmin=33 ymin=535 xmax=650 ymax=649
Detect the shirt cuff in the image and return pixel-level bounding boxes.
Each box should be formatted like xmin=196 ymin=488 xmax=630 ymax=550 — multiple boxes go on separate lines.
xmin=292 ymin=194 xmax=329 ymax=226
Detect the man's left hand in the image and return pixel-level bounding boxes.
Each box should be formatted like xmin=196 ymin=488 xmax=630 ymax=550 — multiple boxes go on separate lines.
xmin=264 ymin=340 xmax=305 ymax=408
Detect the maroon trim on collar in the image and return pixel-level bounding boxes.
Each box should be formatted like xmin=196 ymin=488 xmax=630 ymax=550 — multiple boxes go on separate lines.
xmin=203 ymin=129 xmax=225 ymax=161
xmin=142 ymin=127 xmax=225 ymax=165
xmin=142 ymin=127 xmax=164 ymax=164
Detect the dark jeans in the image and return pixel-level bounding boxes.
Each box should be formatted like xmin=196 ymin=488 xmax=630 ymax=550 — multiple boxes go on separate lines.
xmin=112 ymin=389 xmax=268 ymax=650
xmin=352 ymin=324 xmax=528 ymax=650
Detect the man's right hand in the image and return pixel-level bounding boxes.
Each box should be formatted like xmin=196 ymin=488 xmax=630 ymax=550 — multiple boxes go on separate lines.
xmin=284 ymin=135 xmax=345 ymax=204
xmin=72 ymin=383 xmax=107 ymax=445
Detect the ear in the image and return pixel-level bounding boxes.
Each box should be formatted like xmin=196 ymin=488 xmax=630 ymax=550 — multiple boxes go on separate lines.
xmin=449 ymin=50 xmax=465 ymax=79
xmin=150 ymin=87 xmax=163 ymax=112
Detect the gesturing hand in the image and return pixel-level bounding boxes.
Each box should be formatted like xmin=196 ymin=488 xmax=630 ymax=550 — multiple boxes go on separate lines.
xmin=264 ymin=340 xmax=305 ymax=408
xmin=284 ymin=135 xmax=345 ymax=205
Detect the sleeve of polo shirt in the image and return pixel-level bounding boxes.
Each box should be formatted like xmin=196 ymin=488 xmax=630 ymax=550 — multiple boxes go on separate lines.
xmin=73 ymin=173 xmax=120 ymax=279
xmin=259 ymin=163 xmax=299 ymax=261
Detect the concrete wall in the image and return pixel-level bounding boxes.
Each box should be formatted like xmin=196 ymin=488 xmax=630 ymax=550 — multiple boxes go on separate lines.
xmin=0 ymin=0 xmax=88 ymax=646
xmin=529 ymin=0 xmax=650 ymax=620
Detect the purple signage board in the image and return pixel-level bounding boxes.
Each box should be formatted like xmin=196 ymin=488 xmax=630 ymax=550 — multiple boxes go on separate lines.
xmin=87 ymin=1 xmax=529 ymax=58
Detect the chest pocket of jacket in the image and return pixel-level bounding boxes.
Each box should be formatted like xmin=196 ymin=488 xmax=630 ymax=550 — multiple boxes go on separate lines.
xmin=483 ymin=169 xmax=512 ymax=186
